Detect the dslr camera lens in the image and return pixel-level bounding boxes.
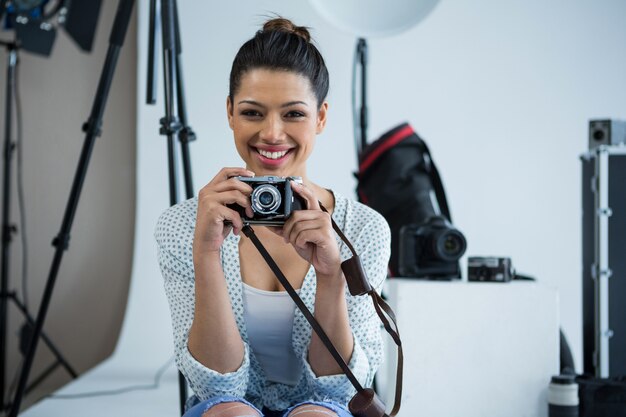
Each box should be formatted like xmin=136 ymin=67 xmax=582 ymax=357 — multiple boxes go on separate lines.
xmin=436 ymin=231 xmax=466 ymax=261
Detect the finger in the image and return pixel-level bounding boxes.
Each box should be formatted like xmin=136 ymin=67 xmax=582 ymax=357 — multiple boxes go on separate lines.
xmin=198 ymin=184 xmax=254 ymax=218
xmin=213 ymin=181 xmax=254 ymax=218
xmin=210 ymin=190 xmax=251 ymax=211
xmin=287 ymin=209 xmax=328 ymax=222
xmin=286 ymin=219 xmax=324 ymax=247
xmin=215 ymin=205 xmax=245 ymax=234
xmin=213 ymin=177 xmax=254 ymax=195
xmin=282 ymin=210 xmax=328 ymax=242
xmin=290 ymin=181 xmax=321 ymax=211
xmin=209 ymin=167 xmax=255 ymax=185
xmin=293 ymin=228 xmax=324 ymax=250
xmin=227 ymin=192 xmax=254 ymax=219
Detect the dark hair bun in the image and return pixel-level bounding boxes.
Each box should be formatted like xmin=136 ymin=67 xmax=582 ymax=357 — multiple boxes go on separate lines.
xmin=263 ymin=17 xmax=311 ymax=42
xmin=230 ymin=16 xmax=329 ymax=105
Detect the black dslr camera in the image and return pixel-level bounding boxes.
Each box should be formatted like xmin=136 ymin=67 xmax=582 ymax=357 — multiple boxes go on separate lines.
xmin=228 ymin=176 xmax=306 ymax=226
xmin=398 ymin=215 xmax=467 ymax=279
xmin=356 ymin=123 xmax=467 ymax=280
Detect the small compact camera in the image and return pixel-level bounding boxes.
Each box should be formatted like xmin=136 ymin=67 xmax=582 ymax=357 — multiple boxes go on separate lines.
xmin=228 ymin=175 xmax=306 ymax=226
xmin=467 ymin=256 xmax=513 ymax=282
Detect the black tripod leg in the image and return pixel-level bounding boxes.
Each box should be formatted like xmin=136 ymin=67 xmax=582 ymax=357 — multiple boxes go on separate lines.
xmin=159 ymin=1 xmax=186 ymax=413
xmin=24 ymin=362 xmax=60 ymax=397
xmin=146 ymin=0 xmax=158 ymax=105
xmin=11 ymin=294 xmax=77 ymax=378
xmin=160 ymin=0 xmax=181 ymax=207
xmin=0 ymin=43 xmax=17 ymax=414
xmin=172 ymin=0 xmax=200 ymax=412
xmin=173 ymin=0 xmax=194 ymax=199
xmin=8 ymin=1 xmax=136 ymax=415
xmin=166 ymin=134 xmax=179 ymax=205
xmin=179 ymin=138 xmax=193 ymax=200
xmin=357 ymin=38 xmax=368 ymax=153
xmin=176 ymin=53 xmax=194 ymax=200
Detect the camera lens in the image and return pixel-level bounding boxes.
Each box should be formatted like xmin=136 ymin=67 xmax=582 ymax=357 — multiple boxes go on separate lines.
xmin=434 ymin=230 xmax=466 ymax=262
xmin=593 ymin=129 xmax=605 ymax=141
xmin=443 ymin=235 xmax=461 ymax=253
xmin=251 ymin=184 xmax=281 ymax=215
xmin=258 ymin=191 xmax=274 ymax=207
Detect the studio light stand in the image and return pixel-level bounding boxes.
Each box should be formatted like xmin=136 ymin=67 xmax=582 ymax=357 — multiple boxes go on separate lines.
xmin=354 ymin=37 xmax=368 ymax=160
xmin=310 ymin=0 xmax=439 ymax=160
xmin=0 ymin=40 xmax=77 ymax=415
xmin=146 ymin=0 xmax=196 ymax=414
xmin=8 ymin=0 xmax=135 ymax=415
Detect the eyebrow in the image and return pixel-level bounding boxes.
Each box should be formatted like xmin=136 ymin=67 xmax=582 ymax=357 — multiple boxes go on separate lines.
xmin=237 ymin=100 xmax=309 ymax=108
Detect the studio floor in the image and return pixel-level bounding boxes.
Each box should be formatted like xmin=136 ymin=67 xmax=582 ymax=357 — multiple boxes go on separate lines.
xmin=21 ymin=356 xmax=181 ymax=416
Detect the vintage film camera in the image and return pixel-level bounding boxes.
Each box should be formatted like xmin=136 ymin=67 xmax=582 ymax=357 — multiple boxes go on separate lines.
xmin=467 ymin=256 xmax=514 ymax=282
xmin=228 ymin=176 xmax=306 ymax=226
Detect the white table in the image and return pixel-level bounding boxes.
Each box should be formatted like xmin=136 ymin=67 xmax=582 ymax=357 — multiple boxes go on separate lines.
xmin=378 ymin=279 xmax=560 ymax=417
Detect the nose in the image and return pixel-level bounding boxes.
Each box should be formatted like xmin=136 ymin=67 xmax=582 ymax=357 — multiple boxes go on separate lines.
xmin=259 ymin=114 xmax=286 ymax=143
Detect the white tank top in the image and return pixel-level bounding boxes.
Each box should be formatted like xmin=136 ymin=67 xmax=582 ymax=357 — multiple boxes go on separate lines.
xmin=242 ymin=282 xmax=302 ymax=386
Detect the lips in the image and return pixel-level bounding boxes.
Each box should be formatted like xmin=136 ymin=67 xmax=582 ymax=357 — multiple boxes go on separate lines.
xmin=253 ymin=146 xmax=293 ymax=166
xmin=258 ymin=148 xmax=289 ymax=160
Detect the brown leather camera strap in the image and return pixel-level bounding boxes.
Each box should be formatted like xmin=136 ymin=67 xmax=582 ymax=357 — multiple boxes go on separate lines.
xmin=322 ymin=204 xmax=403 ymax=417
xmin=241 ymin=207 xmax=403 ymax=417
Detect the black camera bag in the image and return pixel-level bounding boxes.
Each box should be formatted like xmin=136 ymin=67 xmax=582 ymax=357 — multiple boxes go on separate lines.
xmin=356 ymin=122 xmax=453 ymax=276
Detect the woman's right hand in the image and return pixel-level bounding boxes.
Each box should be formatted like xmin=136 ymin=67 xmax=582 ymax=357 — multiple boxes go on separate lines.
xmin=194 ymin=167 xmax=255 ymax=254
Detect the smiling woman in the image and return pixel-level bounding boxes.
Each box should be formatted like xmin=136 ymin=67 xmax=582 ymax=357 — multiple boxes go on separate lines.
xmin=155 ymin=17 xmax=391 ymax=417
xmin=227 ymin=69 xmax=327 ymax=178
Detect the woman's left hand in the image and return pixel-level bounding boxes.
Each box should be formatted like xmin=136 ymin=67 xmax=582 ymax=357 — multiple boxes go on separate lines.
xmin=272 ymin=181 xmax=341 ymax=277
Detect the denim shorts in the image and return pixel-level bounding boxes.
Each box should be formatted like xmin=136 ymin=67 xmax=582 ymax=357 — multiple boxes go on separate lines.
xmin=183 ymin=395 xmax=353 ymax=417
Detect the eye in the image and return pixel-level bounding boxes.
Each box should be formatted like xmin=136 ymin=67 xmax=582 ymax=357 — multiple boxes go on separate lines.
xmin=241 ymin=109 xmax=262 ymax=117
xmin=285 ymin=110 xmax=305 ymax=118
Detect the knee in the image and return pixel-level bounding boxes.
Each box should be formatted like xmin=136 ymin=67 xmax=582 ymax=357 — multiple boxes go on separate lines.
xmin=285 ymin=404 xmax=339 ymax=417
xmin=201 ymin=401 xmax=261 ymax=417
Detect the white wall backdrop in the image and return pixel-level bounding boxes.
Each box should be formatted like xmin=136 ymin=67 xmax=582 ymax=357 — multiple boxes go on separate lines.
xmin=116 ymin=0 xmax=626 ymax=376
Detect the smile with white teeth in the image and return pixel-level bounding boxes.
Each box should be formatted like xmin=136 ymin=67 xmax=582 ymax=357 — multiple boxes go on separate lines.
xmin=258 ymin=149 xmax=289 ymax=159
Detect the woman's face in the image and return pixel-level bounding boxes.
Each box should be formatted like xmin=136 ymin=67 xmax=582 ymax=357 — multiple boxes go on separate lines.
xmin=227 ymin=69 xmax=328 ymax=179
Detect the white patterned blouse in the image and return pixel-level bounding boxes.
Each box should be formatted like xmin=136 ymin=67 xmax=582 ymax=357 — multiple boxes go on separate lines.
xmin=155 ymin=191 xmax=391 ymax=411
